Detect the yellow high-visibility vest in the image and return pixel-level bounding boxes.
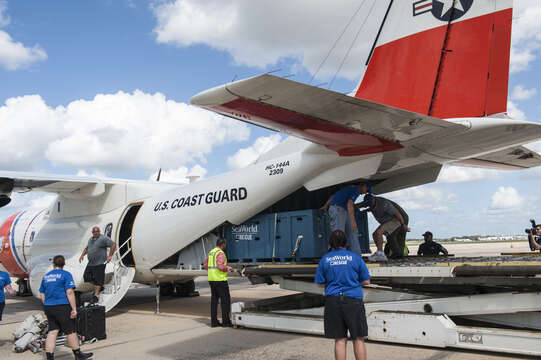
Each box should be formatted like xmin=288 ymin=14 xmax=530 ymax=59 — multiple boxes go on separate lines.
xmin=208 ymin=247 xmax=228 ymax=282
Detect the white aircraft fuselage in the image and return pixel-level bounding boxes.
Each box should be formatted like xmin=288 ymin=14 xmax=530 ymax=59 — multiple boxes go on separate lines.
xmin=1 ymin=114 xmax=540 ymax=301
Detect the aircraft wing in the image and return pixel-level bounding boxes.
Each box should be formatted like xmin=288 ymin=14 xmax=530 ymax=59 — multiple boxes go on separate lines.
xmin=453 ymin=146 xmax=541 ymax=170
xmin=191 ymin=74 xmax=468 ymax=157
xmin=0 ymin=171 xmax=107 ymax=193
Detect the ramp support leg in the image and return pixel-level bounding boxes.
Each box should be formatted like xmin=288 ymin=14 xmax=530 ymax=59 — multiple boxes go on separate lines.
xmin=156 ymin=280 xmax=160 ymax=315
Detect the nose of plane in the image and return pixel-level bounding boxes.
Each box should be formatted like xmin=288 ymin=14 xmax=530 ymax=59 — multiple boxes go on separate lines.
xmin=0 ymin=211 xmax=28 ymax=278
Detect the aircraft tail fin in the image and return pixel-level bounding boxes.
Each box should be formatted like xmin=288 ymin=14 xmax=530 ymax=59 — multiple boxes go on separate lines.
xmin=354 ymin=0 xmax=513 ymax=119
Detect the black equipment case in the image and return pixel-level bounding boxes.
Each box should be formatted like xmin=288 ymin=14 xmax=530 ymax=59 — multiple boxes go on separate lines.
xmin=76 ymin=305 xmax=106 ymax=341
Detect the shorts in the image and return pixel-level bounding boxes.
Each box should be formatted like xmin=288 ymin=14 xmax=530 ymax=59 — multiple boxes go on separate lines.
xmin=379 ymin=218 xmax=401 ymax=235
xmin=83 ymin=264 xmax=106 ymax=286
xmin=44 ymin=304 xmax=76 ymax=334
xmin=324 ymin=295 xmax=368 ymax=339
xmin=0 ymin=302 xmax=5 ymax=321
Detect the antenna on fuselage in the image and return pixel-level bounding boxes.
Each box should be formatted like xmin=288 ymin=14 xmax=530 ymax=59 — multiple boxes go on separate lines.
xmin=156 ymin=168 xmax=162 ymax=182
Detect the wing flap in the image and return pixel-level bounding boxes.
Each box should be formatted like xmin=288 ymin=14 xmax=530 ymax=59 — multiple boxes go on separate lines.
xmin=191 ymin=74 xmax=468 ymax=156
xmin=453 ymin=146 xmax=541 ymax=170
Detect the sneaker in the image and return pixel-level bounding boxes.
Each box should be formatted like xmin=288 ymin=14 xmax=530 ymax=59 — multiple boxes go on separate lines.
xmin=210 ymin=321 xmax=222 ymax=328
xmin=222 ymin=322 xmax=233 ymax=328
xmin=367 ymin=251 xmax=388 ymax=262
xmin=74 ymin=351 xmax=93 ymax=360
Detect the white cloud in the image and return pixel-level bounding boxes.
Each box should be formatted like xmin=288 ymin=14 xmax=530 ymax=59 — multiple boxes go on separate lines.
xmin=29 ymin=194 xmax=57 ymax=208
xmin=0 ymin=1 xmax=10 ymax=27
xmin=510 ymin=1 xmax=541 ymax=73
xmin=437 ymin=165 xmax=499 ymax=184
xmin=148 ymin=164 xmax=207 ymax=184
xmin=152 ymin=0 xmax=387 ymax=81
xmin=76 ymin=169 xmax=109 ymax=178
xmin=385 ymin=186 xmax=457 ymax=211
xmin=510 ymin=85 xmax=537 ymax=101
xmin=0 ymin=30 xmax=47 ymax=71
xmin=0 ymin=91 xmax=250 ymax=172
xmin=0 ymin=95 xmax=64 ymax=170
xmin=490 ymin=186 xmax=524 ymax=210
xmin=227 ymin=134 xmax=282 ymax=169
xmin=507 ymin=100 xmax=527 ymax=121
xmin=0 ymin=2 xmax=47 ymax=70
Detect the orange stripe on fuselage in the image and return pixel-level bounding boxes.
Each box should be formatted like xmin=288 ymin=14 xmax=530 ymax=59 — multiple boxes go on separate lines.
xmin=0 ymin=211 xmax=28 ymax=278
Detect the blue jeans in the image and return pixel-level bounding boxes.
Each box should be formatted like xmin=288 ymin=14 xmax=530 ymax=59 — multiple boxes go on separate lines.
xmin=329 ymin=205 xmax=361 ymax=254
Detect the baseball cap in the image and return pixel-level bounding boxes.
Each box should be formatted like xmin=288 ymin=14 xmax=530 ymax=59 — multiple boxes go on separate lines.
xmin=422 ymin=231 xmax=433 ymax=238
xmin=360 ymin=181 xmax=372 ymax=192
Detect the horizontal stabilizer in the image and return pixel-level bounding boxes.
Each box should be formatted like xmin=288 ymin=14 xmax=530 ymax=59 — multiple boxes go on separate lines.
xmin=453 ymin=146 xmax=541 ymax=170
xmin=191 ymin=74 xmax=467 ymax=157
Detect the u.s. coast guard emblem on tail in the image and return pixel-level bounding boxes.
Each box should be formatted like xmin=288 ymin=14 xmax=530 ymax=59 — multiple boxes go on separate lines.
xmin=413 ymin=0 xmax=474 ymax=21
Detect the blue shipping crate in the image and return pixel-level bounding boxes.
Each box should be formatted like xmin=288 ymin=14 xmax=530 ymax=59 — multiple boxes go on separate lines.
xmin=355 ymin=210 xmax=370 ymax=254
xmin=225 ymin=208 xmax=370 ymax=262
xmin=225 ymin=213 xmax=274 ymax=261
xmin=274 ymin=209 xmax=329 ymax=260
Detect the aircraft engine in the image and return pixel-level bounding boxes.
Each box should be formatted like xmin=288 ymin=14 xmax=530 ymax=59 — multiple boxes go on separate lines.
xmin=0 ymin=208 xmax=47 ymax=278
xmin=0 ymin=178 xmax=14 ymax=208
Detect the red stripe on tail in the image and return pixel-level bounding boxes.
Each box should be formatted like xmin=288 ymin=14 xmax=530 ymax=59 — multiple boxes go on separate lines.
xmin=355 ymin=8 xmax=513 ymax=119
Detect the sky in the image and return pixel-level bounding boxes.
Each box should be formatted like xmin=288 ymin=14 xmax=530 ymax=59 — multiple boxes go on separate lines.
xmin=1 ymin=0 xmax=541 ymax=238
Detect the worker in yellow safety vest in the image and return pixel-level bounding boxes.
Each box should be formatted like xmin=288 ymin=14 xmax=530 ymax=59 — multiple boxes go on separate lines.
xmin=203 ymin=238 xmax=234 ymax=327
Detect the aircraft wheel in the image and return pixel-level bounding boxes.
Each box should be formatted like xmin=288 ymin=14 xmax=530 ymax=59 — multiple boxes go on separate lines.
xmin=159 ymin=282 xmax=174 ymax=297
xmin=175 ymin=280 xmax=196 ymax=297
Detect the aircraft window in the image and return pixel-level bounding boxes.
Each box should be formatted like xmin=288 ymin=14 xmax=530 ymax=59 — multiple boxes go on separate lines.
xmin=57 ymin=202 xmax=61 ymax=213
xmin=105 ymin=223 xmax=113 ymax=238
xmin=30 ymin=231 xmax=35 ymax=243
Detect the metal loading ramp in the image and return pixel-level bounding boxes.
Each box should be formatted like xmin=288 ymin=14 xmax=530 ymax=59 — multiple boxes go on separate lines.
xmin=231 ymin=254 xmax=541 ymax=356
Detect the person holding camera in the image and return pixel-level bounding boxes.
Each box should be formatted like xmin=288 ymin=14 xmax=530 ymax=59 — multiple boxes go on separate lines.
xmin=527 ymin=224 xmax=541 ymax=252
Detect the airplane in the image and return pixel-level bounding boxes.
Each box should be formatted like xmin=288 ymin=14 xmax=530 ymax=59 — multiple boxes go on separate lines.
xmin=1 ymin=0 xmax=540 ymax=312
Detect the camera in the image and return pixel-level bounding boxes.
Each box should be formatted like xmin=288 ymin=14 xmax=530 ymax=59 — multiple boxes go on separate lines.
xmin=525 ymin=219 xmax=537 ymax=234
xmin=527 ymin=219 xmax=538 ymax=251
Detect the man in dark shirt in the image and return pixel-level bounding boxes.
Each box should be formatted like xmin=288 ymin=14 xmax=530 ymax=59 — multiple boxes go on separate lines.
xmin=417 ymin=231 xmax=448 ymax=256
xmin=79 ymin=226 xmax=116 ymax=304
xmin=360 ymin=194 xmax=410 ymax=262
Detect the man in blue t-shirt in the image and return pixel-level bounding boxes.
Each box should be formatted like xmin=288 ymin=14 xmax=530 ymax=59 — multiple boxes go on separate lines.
xmin=315 ymin=230 xmax=371 ymax=360
xmin=0 ymin=268 xmax=15 ymax=322
xmin=321 ymin=182 xmax=371 ymax=254
xmin=39 ymin=255 xmax=93 ymax=360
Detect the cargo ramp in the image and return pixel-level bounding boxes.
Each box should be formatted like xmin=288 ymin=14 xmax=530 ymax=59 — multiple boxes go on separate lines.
xmin=229 ymin=254 xmax=541 ymax=357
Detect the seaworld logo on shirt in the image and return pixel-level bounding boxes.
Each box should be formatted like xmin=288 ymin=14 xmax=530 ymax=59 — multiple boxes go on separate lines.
xmin=44 ymin=274 xmax=62 ymax=282
xmin=326 ymin=255 xmax=353 ymax=266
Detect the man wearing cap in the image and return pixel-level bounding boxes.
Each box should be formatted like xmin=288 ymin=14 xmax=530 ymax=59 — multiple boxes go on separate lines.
xmin=321 ymin=182 xmax=371 ymax=254
xmin=417 ymin=231 xmax=448 ymax=256
xmin=361 ymin=194 xmax=410 ymax=262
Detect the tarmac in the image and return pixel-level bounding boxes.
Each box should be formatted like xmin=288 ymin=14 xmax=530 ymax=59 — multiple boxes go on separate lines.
xmin=0 ymin=242 xmax=537 ymax=360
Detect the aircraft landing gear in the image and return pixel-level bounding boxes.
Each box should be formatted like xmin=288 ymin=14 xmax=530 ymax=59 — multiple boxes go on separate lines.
xmin=175 ymin=280 xmax=199 ymax=297
xmin=159 ymin=282 xmax=174 ymax=297
xmin=16 ymin=279 xmax=32 ymax=296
